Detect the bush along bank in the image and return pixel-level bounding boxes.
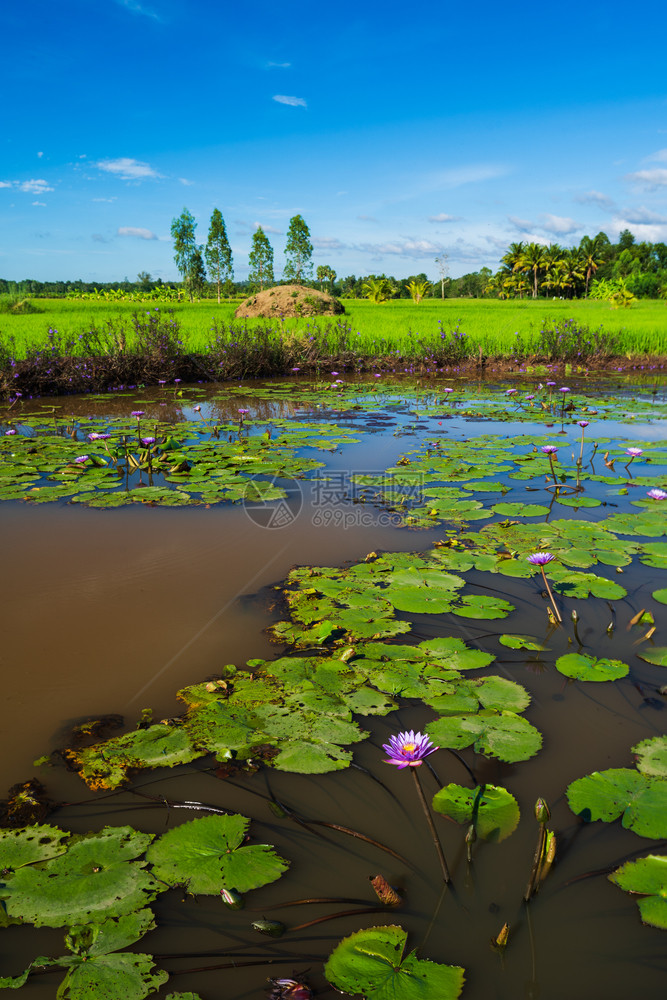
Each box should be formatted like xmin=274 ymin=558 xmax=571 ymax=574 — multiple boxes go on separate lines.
xmin=0 ymin=310 xmax=664 ymax=400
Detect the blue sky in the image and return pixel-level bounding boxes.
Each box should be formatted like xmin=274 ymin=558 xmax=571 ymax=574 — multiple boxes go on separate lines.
xmin=2 ymin=0 xmax=667 ymax=283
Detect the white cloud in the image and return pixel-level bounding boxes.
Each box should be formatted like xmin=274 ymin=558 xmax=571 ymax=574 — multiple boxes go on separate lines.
xmin=179 ymin=177 xmax=194 ymax=186
xmin=539 ymin=214 xmax=579 ymax=236
xmin=17 ymin=179 xmax=53 ymax=194
xmin=646 ymin=149 xmax=667 ymax=163
xmin=611 ymin=216 xmax=667 ymax=242
xmin=272 ymin=94 xmax=307 ymax=108
xmin=0 ymin=181 xmax=12 ymax=189
xmin=37 ymin=151 xmax=43 ymax=158
xmin=313 ymin=237 xmax=345 ymax=250
xmin=357 ymin=214 xmax=378 ymax=223
xmin=359 ymin=238 xmax=446 ymax=260
xmin=428 ymin=213 xmax=461 ymax=223
xmin=117 ymin=226 xmax=158 ymax=240
xmin=114 ymin=0 xmax=161 ymax=21
xmin=621 ymin=205 xmax=667 ymax=225
xmin=625 ymin=168 xmax=667 ymax=189
xmin=96 ymin=157 xmax=161 ymax=181
xmin=574 ymin=190 xmax=614 ymax=209
xmin=268 ymin=62 xmax=291 ymax=68
xmin=508 ymin=216 xmax=533 ymax=232
xmin=92 ymin=197 xmax=117 ymax=203
xmin=32 ymin=201 xmax=46 ymax=207
xmin=255 ymin=222 xmax=282 ymax=234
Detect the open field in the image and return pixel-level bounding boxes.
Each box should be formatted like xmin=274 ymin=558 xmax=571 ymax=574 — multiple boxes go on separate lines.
xmin=1 ymin=296 xmax=667 ymax=358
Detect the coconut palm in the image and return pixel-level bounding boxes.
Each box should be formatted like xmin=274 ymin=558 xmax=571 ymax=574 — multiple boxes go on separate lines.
xmin=579 ymin=235 xmax=606 ymax=297
xmin=517 ymin=242 xmax=549 ymax=299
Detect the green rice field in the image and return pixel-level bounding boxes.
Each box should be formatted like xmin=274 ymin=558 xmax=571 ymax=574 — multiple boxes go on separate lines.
xmin=2 ymin=296 xmax=667 ymax=358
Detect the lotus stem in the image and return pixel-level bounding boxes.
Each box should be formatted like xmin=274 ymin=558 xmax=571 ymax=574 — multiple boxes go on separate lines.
xmin=411 ymin=767 xmax=451 ymax=883
xmin=540 ymin=567 xmax=562 ymax=623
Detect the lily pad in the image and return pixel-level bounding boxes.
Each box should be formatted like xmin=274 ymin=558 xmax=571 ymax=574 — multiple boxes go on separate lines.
xmin=609 ymin=855 xmax=667 ymax=930
xmin=0 ymin=823 xmax=69 ymax=871
xmin=432 ymin=784 xmax=520 ymax=842
xmin=499 ymin=634 xmax=546 ymax=651
xmin=566 ymin=769 xmax=667 ymax=839
xmin=324 ymin=925 xmax=465 ymax=1000
xmin=145 ymin=815 xmax=289 ymax=895
xmin=427 ymin=711 xmax=542 ymax=763
xmin=637 ymin=647 xmax=667 ymax=667
xmin=633 ymin=737 xmax=667 ymax=778
xmin=555 ymin=653 xmax=629 ymax=682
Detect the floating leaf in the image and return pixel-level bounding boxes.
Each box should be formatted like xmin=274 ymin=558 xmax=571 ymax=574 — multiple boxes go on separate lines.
xmin=0 ymin=823 xmax=69 ymax=871
xmin=432 ymin=784 xmax=520 ymax=842
xmin=555 ymin=653 xmax=629 ymax=682
xmin=66 ymin=725 xmax=200 ymax=790
xmin=2 ymin=827 xmax=159 ymax=927
xmin=566 ymin=769 xmax=667 ymax=839
xmin=633 ymin=737 xmax=667 ymax=778
xmin=652 ymin=589 xmax=667 ymax=605
xmin=427 ymin=711 xmax=542 ymax=763
xmin=637 ymin=647 xmax=667 ymax=667
xmin=609 ymin=855 xmax=667 ymax=930
xmin=146 ymin=815 xmax=288 ymax=895
xmin=499 ymin=634 xmax=546 ymax=651
xmin=324 ymin=924 xmax=465 ymax=1000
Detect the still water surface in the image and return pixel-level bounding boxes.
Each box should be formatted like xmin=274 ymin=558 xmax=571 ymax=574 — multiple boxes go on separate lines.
xmin=1 ymin=376 xmax=666 ymax=999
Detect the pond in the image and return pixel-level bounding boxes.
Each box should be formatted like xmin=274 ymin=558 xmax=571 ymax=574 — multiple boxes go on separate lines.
xmin=1 ymin=373 xmax=666 ymax=1000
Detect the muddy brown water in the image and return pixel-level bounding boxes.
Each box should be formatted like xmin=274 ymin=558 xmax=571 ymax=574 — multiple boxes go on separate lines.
xmin=1 ymin=377 xmax=667 ymax=999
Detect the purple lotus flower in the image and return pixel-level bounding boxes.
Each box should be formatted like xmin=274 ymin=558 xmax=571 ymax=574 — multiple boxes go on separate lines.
xmin=546 ymin=381 xmax=556 ymax=387
xmin=625 ymin=447 xmax=643 ymax=458
xmin=577 ymin=420 xmax=589 ymax=428
xmin=5 ymin=429 xmax=16 ymax=435
xmin=525 ymin=394 xmax=535 ymax=400
xmin=291 ymin=367 xmax=300 ymax=372
xmin=559 ymin=387 xmax=570 ymax=393
xmin=238 ymin=409 xmax=249 ymax=415
xmin=382 ymin=730 xmax=438 ymax=768
xmin=442 ymin=387 xmax=453 ymax=392
xmin=541 ymin=445 xmax=558 ymax=455
xmin=506 ymin=389 xmax=517 ymax=395
xmin=647 ymin=489 xmax=667 ymax=500
xmin=74 ymin=455 xmax=89 ymax=464
xmin=527 ymin=552 xmax=555 ymax=566
xmin=331 ymin=371 xmax=339 ymax=376
xmin=141 ymin=437 xmax=156 ymax=446
xmin=131 ymin=410 xmax=145 ymax=418
xmin=193 ymin=405 xmax=201 ymax=412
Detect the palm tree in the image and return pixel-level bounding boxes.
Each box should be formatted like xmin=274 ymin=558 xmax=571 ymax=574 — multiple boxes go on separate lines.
xmin=579 ymin=236 xmax=606 ymax=297
xmin=517 ymin=242 xmax=548 ymax=299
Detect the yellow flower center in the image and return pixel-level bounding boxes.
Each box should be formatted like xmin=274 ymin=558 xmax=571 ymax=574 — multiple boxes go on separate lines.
xmin=402 ymin=743 xmax=416 ymax=753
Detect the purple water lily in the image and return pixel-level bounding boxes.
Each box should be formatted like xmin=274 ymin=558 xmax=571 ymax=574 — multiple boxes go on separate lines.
xmin=647 ymin=488 xmax=667 ymax=500
xmin=541 ymin=445 xmax=558 ymax=455
xmin=527 ymin=552 xmax=555 ymax=566
xmin=5 ymin=429 xmax=16 ymax=435
xmin=74 ymin=455 xmax=89 ymax=464
xmin=625 ymin=447 xmax=643 ymax=458
xmin=577 ymin=420 xmax=589 ymax=428
xmin=382 ymin=730 xmax=438 ymax=769
xmin=131 ymin=411 xmax=145 ymax=418
xmin=141 ymin=437 xmax=156 ymax=446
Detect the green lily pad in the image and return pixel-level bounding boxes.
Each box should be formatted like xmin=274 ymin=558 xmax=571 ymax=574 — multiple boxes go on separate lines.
xmin=499 ymin=634 xmax=546 ymax=651
xmin=633 ymin=737 xmax=667 ymax=777
xmin=145 ymin=815 xmax=289 ymax=894
xmin=427 ymin=711 xmax=542 ymax=763
xmin=0 ymin=824 xmax=69 ymax=871
xmin=609 ymin=855 xmax=667 ymax=929
xmin=652 ymin=589 xmax=667 ymax=605
xmin=566 ymin=769 xmax=667 ymax=839
xmin=324 ymin=925 xmax=465 ymax=1000
xmin=1 ymin=826 xmax=160 ymax=927
xmin=555 ymin=653 xmax=630 ymax=682
xmin=432 ymin=784 xmax=520 ymax=842
xmin=637 ymin=647 xmax=667 ymax=667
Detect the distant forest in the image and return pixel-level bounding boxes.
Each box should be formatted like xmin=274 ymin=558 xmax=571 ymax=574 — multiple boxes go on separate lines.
xmin=2 ymin=229 xmax=666 ymax=302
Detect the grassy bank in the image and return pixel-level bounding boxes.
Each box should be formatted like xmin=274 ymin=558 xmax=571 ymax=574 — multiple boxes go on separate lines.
xmin=1 ymin=297 xmax=666 ymax=398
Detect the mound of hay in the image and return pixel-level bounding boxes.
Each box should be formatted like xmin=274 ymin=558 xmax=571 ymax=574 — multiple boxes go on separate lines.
xmin=235 ymin=284 xmax=345 ymax=319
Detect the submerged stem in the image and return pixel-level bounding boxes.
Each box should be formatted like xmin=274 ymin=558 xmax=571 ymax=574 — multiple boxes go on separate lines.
xmin=540 ymin=566 xmax=562 ymax=623
xmin=411 ymin=767 xmax=451 ymax=883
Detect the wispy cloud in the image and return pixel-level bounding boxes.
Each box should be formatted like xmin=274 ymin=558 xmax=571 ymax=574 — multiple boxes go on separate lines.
xmin=254 ymin=222 xmax=282 ymax=234
xmin=357 ymin=214 xmax=378 ymax=223
xmin=574 ymin=190 xmax=615 ymax=209
xmin=621 ymin=205 xmax=667 ymax=225
xmin=539 ymin=214 xmax=579 ymax=236
xmin=0 ymin=181 xmax=12 ymax=189
xmin=117 ymin=226 xmax=158 ymax=240
xmin=611 ymin=215 xmax=667 ymax=242
xmin=313 ymin=237 xmax=345 ymax=251
xmin=114 ymin=0 xmax=161 ymax=21
xmin=359 ymin=238 xmax=446 ymax=260
xmin=37 ymin=151 xmax=44 ymax=159
xmin=507 ymin=216 xmax=533 ymax=232
xmin=646 ymin=149 xmax=667 ymax=163
xmin=96 ymin=157 xmax=161 ymax=181
xmin=267 ymin=61 xmax=291 ymax=69
xmin=179 ymin=177 xmax=194 ymax=186
xmin=428 ymin=164 xmax=509 ymax=189
xmin=18 ymin=179 xmax=54 ymax=194
xmin=272 ymin=95 xmax=307 ymax=108
xmin=625 ymin=167 xmax=667 ymax=190
xmin=32 ymin=201 xmax=46 ymax=207
xmin=428 ymin=213 xmax=461 ymax=223
xmin=92 ymin=197 xmax=117 ymax=203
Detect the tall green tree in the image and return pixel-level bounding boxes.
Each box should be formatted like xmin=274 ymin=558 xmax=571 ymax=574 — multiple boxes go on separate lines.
xmin=188 ymin=247 xmax=207 ymax=299
xmin=205 ymin=209 xmax=233 ymax=304
xmin=248 ymin=227 xmax=274 ymax=290
xmin=283 ymin=214 xmax=313 ymax=283
xmin=316 ymin=264 xmax=336 ymax=292
xmin=170 ymin=208 xmax=198 ymax=300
